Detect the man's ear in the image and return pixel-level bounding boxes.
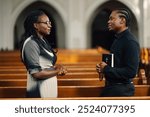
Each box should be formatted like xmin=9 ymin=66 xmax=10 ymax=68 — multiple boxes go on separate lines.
xmin=120 ymin=17 xmax=126 ymax=24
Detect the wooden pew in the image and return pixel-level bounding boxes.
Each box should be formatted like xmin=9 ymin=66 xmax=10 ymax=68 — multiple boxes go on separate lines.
xmin=58 ymin=85 xmax=150 ymax=97
xmin=2 ymin=96 xmax=150 ymax=100
xmin=0 ymin=72 xmax=99 ymax=79
xmin=0 ymin=85 xmax=149 ymax=98
xmin=0 ymin=77 xmax=146 ymax=87
xmin=0 ymin=67 xmax=97 ymax=73
xmin=0 ymin=49 xmax=102 ymax=64
xmin=0 ymin=71 xmax=144 ymax=80
xmin=0 ymin=68 xmax=147 ymax=86
xmin=0 ymin=49 xmax=149 ymax=99
xmin=0 ymin=96 xmax=150 ymax=100
xmin=0 ymin=79 xmax=26 ymax=87
xmin=0 ymin=63 xmax=98 ymax=68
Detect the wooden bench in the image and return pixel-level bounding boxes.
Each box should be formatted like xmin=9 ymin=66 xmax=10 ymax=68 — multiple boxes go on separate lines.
xmin=0 ymin=67 xmax=97 ymax=74
xmin=0 ymin=49 xmax=102 ymax=64
xmin=0 ymin=68 xmax=147 ymax=86
xmin=1 ymin=96 xmax=150 ymax=100
xmin=0 ymin=77 xmax=146 ymax=87
xmin=0 ymin=69 xmax=145 ymax=79
xmin=0 ymin=72 xmax=99 ymax=79
xmin=0 ymin=85 xmax=149 ymax=98
xmin=0 ymin=62 xmax=98 ymax=68
xmin=0 ymin=49 xmax=149 ymax=99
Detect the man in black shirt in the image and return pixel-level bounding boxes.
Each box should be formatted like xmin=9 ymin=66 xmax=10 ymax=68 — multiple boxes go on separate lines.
xmin=96 ymin=9 xmax=140 ymax=96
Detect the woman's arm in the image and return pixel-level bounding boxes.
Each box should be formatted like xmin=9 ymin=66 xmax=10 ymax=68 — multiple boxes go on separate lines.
xmin=32 ymin=65 xmax=67 ymax=79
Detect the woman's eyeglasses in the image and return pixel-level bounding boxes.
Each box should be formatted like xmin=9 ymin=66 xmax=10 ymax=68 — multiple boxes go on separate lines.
xmin=37 ymin=21 xmax=51 ymax=25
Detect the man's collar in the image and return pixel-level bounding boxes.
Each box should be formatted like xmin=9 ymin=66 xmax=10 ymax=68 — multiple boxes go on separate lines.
xmin=115 ymin=29 xmax=129 ymax=39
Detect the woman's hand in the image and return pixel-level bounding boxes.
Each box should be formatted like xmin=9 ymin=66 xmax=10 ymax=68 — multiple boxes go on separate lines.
xmin=55 ymin=64 xmax=67 ymax=76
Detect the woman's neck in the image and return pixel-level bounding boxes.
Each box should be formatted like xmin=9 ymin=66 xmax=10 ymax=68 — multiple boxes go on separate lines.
xmin=36 ymin=31 xmax=44 ymax=39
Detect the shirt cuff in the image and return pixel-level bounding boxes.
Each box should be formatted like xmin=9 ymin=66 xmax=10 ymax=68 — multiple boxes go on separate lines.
xmin=29 ymin=68 xmax=42 ymax=74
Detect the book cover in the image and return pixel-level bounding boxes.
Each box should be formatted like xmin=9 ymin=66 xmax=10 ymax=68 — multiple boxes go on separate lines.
xmin=102 ymin=53 xmax=114 ymax=67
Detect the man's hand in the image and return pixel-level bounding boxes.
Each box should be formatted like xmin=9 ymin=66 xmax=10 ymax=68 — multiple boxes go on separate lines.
xmin=96 ymin=62 xmax=107 ymax=81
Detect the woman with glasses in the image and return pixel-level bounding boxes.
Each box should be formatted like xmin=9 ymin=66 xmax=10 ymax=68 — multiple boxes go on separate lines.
xmin=20 ymin=10 xmax=67 ymax=98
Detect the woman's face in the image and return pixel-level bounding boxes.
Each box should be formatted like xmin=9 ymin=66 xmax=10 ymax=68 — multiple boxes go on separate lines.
xmin=34 ymin=14 xmax=52 ymax=37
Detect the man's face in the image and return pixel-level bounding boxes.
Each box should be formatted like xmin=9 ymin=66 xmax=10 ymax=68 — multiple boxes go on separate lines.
xmin=108 ymin=11 xmax=122 ymax=32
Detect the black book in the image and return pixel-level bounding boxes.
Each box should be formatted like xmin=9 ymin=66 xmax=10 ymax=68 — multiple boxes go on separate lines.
xmin=102 ymin=53 xmax=114 ymax=67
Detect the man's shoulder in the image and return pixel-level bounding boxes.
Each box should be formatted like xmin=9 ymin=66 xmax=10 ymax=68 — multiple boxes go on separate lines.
xmin=124 ymin=31 xmax=138 ymax=43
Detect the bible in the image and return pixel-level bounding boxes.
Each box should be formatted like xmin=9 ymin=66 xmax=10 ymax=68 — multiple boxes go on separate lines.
xmin=102 ymin=53 xmax=114 ymax=67
xmin=98 ymin=53 xmax=114 ymax=81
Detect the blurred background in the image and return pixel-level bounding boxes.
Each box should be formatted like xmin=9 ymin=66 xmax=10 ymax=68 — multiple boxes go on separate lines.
xmin=0 ymin=0 xmax=149 ymax=51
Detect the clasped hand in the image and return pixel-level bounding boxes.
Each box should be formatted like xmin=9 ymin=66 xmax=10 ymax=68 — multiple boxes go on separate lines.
xmin=96 ymin=62 xmax=107 ymax=81
xmin=96 ymin=62 xmax=107 ymax=73
xmin=55 ymin=64 xmax=67 ymax=76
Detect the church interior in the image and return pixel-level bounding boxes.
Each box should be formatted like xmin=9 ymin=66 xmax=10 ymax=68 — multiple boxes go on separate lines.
xmin=0 ymin=0 xmax=150 ymax=99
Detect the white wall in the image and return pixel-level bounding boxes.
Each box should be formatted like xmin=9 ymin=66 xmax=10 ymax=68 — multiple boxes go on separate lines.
xmin=0 ymin=0 xmax=149 ymax=50
xmin=143 ymin=0 xmax=150 ymax=48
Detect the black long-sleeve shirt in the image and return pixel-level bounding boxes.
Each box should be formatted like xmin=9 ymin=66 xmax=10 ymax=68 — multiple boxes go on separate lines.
xmin=103 ymin=29 xmax=140 ymax=83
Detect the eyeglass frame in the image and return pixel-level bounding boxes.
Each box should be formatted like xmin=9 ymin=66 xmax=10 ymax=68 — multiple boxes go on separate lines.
xmin=36 ymin=21 xmax=51 ymax=26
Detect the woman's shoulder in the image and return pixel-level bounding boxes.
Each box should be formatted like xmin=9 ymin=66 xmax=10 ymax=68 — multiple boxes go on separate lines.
xmin=24 ymin=36 xmax=39 ymax=49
